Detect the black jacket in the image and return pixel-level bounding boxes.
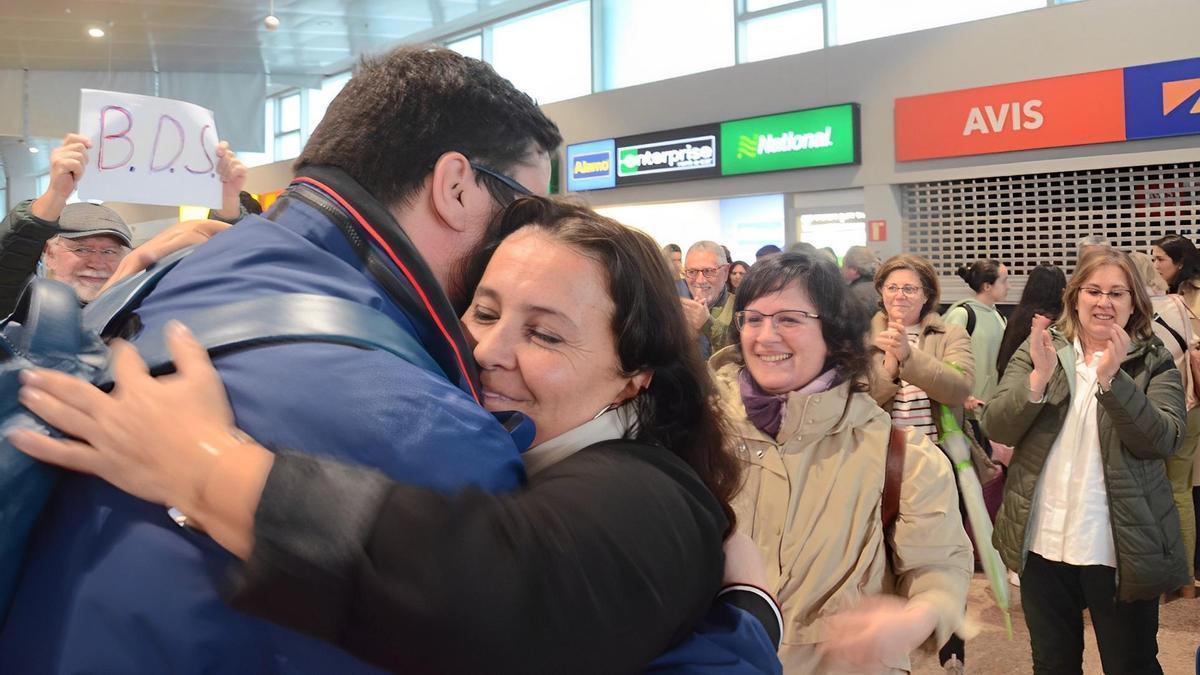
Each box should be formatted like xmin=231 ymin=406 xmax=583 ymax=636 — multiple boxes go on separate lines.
xmin=227 ymin=440 xmax=740 ymax=674
xmin=0 ymin=200 xmax=60 ymax=317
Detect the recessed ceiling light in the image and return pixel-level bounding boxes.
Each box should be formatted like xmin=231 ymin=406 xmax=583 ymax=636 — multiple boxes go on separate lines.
xmin=88 ymin=27 xmax=105 ymax=38
xmin=28 ymin=146 xmax=39 ymax=154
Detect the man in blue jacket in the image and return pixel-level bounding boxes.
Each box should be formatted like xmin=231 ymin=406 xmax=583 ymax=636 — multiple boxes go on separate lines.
xmin=0 ymin=47 xmax=778 ymax=673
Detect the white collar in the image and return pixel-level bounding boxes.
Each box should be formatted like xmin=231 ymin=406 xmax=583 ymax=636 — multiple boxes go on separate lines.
xmin=521 ymin=404 xmax=638 ymax=477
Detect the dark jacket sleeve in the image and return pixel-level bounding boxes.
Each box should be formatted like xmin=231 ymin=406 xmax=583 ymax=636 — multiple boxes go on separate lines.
xmin=0 ymin=200 xmax=60 ymax=316
xmin=226 ymin=440 xmax=728 ymax=675
xmin=205 ymin=203 xmax=249 ymax=225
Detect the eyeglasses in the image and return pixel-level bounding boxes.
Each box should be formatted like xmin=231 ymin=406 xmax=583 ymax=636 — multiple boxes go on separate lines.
xmin=1080 ymin=286 xmax=1130 ymax=302
xmin=56 ymin=241 xmax=126 ymax=260
xmin=683 ymin=265 xmax=727 ymax=280
xmin=469 ymin=161 xmax=534 ymax=197
xmin=882 ymin=284 xmax=925 ymax=297
xmin=735 ymin=309 xmax=820 ymax=333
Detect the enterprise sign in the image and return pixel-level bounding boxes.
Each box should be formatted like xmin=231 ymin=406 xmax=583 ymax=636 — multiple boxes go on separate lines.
xmin=615 ymin=125 xmax=720 ymax=186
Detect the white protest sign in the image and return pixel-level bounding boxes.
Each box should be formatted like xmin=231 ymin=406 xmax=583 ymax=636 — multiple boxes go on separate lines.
xmin=77 ymin=88 xmax=222 ymax=209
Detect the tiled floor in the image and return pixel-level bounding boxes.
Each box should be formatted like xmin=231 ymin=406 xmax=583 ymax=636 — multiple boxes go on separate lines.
xmin=910 ymin=574 xmax=1200 ymax=674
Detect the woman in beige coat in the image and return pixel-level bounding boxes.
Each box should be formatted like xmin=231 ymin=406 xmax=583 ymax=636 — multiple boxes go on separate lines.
xmin=866 ymin=254 xmax=976 ymax=670
xmin=713 ymin=252 xmax=972 ymax=673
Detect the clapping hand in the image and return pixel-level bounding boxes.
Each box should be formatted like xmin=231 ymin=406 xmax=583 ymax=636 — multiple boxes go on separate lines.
xmin=1028 ymin=314 xmax=1057 ymax=394
xmin=1095 ymin=323 xmax=1131 ymax=387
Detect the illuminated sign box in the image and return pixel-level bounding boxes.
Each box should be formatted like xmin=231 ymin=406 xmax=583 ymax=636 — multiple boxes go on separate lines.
xmin=719 ymin=104 xmax=860 ymax=176
xmin=565 ymin=139 xmax=616 ymax=192
xmin=895 ymin=56 xmax=1200 ymax=161
xmin=614 ymin=124 xmax=720 ymax=187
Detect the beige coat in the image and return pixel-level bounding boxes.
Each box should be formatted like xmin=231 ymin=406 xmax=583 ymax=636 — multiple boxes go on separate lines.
xmin=713 ymin=355 xmax=973 ymax=673
xmin=867 ymin=311 xmax=974 ymax=431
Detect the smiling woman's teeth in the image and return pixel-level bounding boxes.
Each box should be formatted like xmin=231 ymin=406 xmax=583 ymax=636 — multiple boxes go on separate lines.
xmin=760 ymin=354 xmax=793 ymax=362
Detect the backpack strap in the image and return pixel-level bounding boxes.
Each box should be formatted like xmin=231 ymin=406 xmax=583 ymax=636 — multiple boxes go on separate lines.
xmin=947 ymin=301 xmax=976 ymax=336
xmin=882 ymin=424 xmax=907 ymax=532
xmin=82 ymin=246 xmax=198 ymax=337
xmin=96 ymin=293 xmax=441 ymax=387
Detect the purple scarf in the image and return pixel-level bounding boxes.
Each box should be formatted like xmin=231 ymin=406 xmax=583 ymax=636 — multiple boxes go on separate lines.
xmin=739 ymin=367 xmax=840 ymax=438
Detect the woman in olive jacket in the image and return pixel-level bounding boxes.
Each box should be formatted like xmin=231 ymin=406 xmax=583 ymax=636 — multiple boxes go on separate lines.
xmin=983 ymin=247 xmax=1189 ymax=674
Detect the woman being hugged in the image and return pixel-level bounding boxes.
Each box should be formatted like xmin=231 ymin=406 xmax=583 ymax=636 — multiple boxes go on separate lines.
xmin=983 ymin=247 xmax=1189 ymax=674
xmin=711 ymin=252 xmax=972 ymax=673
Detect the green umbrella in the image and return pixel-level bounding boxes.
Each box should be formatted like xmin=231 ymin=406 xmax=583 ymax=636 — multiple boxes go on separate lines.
xmin=939 ymin=404 xmax=1013 ymax=639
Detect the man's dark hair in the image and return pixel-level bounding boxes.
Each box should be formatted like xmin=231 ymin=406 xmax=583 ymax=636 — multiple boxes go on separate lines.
xmin=296 ymin=46 xmax=562 ymax=208
xmin=732 ymin=252 xmax=870 ymax=390
xmin=458 ymin=197 xmax=740 ymax=534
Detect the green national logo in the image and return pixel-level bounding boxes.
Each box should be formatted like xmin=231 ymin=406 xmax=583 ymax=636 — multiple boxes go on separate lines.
xmin=720 ymin=104 xmax=858 ymax=175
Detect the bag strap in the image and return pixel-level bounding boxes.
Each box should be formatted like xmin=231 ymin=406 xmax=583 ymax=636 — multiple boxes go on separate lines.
xmin=82 ymin=246 xmax=198 ymax=337
xmin=1154 ymin=315 xmax=1188 ymax=354
xmin=96 ymin=292 xmax=441 ymax=387
xmin=882 ymin=424 xmax=907 ymax=532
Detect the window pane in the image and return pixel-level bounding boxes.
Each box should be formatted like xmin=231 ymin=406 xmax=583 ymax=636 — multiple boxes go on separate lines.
xmin=603 ymin=0 xmax=734 ymax=90
xmin=308 ymin=71 xmax=352 ymax=132
xmin=278 ymin=93 xmax=301 ymax=132
xmin=447 ymin=34 xmax=483 ymax=61
xmin=492 ymin=1 xmax=592 ymax=104
xmin=739 ymin=4 xmax=824 ymax=63
xmin=276 ymin=131 xmax=302 ymax=161
xmin=832 ymin=0 xmax=1045 ymax=45
xmin=746 ymin=0 xmax=806 ymax=12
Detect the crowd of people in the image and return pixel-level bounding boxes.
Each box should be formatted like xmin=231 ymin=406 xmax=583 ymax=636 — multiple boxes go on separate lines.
xmin=0 ymin=44 xmax=1196 ymax=675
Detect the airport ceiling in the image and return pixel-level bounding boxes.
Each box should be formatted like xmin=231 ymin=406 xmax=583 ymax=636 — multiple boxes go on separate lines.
xmin=0 ymin=0 xmax=530 ymax=77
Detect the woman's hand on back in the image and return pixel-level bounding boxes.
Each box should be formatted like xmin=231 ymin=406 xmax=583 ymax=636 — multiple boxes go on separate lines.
xmin=9 ymin=321 xmax=238 ymax=510
xmin=100 ymin=219 xmax=233 ymax=294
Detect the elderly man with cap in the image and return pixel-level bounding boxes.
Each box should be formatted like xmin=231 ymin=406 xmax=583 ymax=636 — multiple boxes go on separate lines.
xmin=0 ymin=132 xmax=247 ymax=315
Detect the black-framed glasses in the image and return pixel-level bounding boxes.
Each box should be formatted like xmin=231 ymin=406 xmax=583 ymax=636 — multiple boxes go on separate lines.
xmin=469 ymin=161 xmax=534 ymax=197
xmin=735 ymin=309 xmax=820 ymax=333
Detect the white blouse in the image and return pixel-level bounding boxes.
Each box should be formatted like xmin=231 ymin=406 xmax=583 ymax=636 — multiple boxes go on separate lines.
xmin=1028 ymin=340 xmax=1117 ymax=568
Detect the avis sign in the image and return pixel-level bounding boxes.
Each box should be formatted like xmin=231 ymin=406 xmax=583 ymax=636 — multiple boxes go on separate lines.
xmin=77 ymin=89 xmax=222 ymax=208
xmin=896 ymin=57 xmax=1200 ymax=161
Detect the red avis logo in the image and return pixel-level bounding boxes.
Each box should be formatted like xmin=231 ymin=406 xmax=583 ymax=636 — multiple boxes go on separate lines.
xmin=962 ymin=100 xmax=1044 ymax=136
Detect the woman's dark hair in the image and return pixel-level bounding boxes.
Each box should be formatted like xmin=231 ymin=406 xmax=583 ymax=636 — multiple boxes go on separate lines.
xmin=1152 ymin=234 xmax=1200 ymax=294
xmin=956 ymin=258 xmax=1003 ymax=293
xmin=297 ymin=46 xmax=562 ymax=208
xmin=996 ymin=264 xmax=1067 ymax=377
xmin=726 ymin=261 xmax=750 ymax=292
xmin=731 ymin=252 xmax=870 ymax=391
xmin=459 ymin=197 xmax=739 ymax=533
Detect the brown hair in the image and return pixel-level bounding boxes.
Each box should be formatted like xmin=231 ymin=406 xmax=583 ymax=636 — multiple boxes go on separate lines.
xmin=1056 ymin=247 xmax=1154 ymax=342
xmin=459 ymin=197 xmax=740 ymax=534
xmin=874 ymin=254 xmax=940 ymax=319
